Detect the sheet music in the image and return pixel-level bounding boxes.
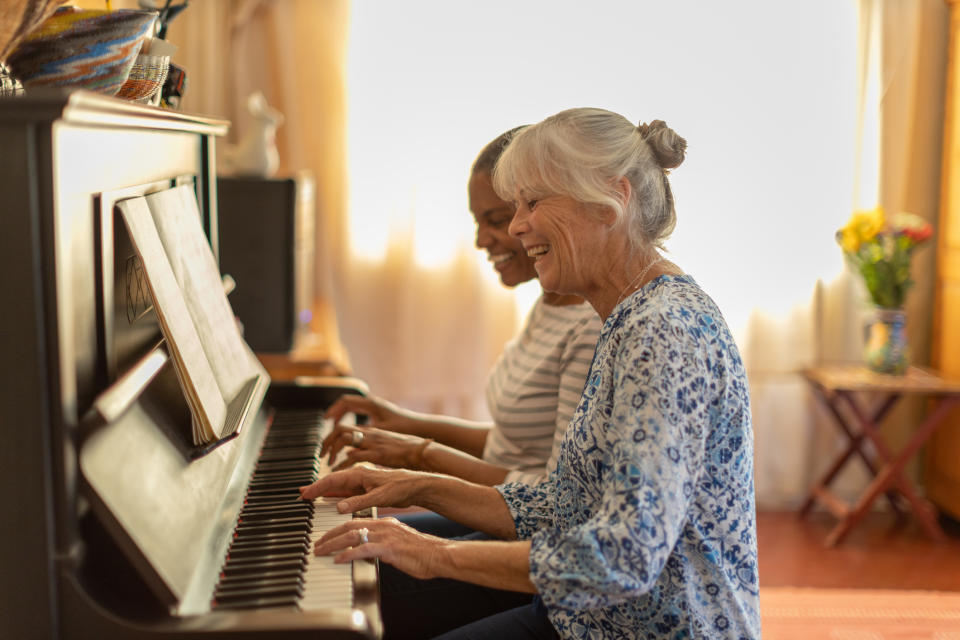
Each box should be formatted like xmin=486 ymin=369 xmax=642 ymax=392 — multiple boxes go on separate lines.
xmin=116 ymin=197 xmax=227 ymax=442
xmin=144 ymin=186 xmax=257 ymax=406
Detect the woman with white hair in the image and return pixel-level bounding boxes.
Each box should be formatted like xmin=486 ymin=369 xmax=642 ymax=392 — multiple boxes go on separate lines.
xmin=300 ymin=108 xmax=760 ymax=640
xmin=319 ymin=127 xmax=602 ymax=496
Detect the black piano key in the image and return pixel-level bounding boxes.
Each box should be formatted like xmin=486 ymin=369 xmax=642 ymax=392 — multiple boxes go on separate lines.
xmin=242 ymin=495 xmax=302 ymax=507
xmin=263 ymin=428 xmax=321 ymax=437
xmin=239 ymin=506 xmax=312 ymax=520
xmin=247 ymin=486 xmax=308 ymax=501
xmin=249 ymin=478 xmax=313 ymax=489
xmin=242 ymin=494 xmax=305 ymax=507
xmin=237 ymin=513 xmax=311 ymax=526
xmin=216 ymin=575 xmax=303 ymax=592
xmin=249 ymin=472 xmax=316 ymax=484
xmin=241 ymin=493 xmax=313 ymax=505
xmin=234 ymin=524 xmax=310 ymax=539
xmin=217 ymin=574 xmax=305 ymax=593
xmin=231 ymin=531 xmax=311 ymax=546
xmin=236 ymin=513 xmax=306 ymax=524
xmin=241 ymin=497 xmax=313 ymax=509
xmin=261 ymin=441 xmax=320 ymax=451
xmin=215 ymin=588 xmax=303 ymax=606
xmin=258 ymin=450 xmax=319 ymax=463
xmin=255 ymin=460 xmax=321 ymax=472
xmin=226 ymin=542 xmax=308 ymax=559
xmin=219 ymin=565 xmax=303 ymax=580
xmin=229 ymin=532 xmax=310 ymax=547
xmin=215 ymin=582 xmax=303 ymax=602
xmin=213 ymin=594 xmax=299 ymax=610
xmin=223 ymin=550 xmax=307 ymax=566
xmin=242 ymin=497 xmax=303 ymax=508
xmin=220 ymin=558 xmax=304 ymax=577
xmin=248 ymin=477 xmax=315 ymax=488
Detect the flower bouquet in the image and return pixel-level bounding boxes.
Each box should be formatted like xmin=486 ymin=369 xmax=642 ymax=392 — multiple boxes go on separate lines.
xmin=836 ymin=206 xmax=933 ymax=374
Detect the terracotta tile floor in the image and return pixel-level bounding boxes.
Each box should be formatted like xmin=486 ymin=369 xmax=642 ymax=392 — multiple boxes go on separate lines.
xmin=757 ymin=509 xmax=960 ymax=591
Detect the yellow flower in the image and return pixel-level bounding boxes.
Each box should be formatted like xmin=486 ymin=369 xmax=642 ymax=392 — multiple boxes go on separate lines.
xmin=838 ymin=227 xmax=860 ymax=253
xmin=838 ymin=206 xmax=885 ymax=253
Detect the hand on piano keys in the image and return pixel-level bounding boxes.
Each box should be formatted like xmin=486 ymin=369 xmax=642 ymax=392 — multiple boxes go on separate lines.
xmin=212 ymin=410 xmax=370 ymax=611
xmin=298 ymin=464 xmax=463 ymax=581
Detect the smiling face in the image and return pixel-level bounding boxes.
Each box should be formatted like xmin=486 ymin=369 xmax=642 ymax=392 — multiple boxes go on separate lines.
xmin=470 ymin=171 xmax=538 ymax=287
xmin=508 ymin=192 xmax=614 ymax=298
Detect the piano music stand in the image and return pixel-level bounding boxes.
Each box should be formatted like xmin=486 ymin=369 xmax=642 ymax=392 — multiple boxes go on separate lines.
xmin=799 ymin=365 xmax=960 ymax=546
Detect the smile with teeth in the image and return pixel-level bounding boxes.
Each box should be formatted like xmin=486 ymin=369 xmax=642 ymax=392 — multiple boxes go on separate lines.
xmin=526 ymin=245 xmax=549 ymax=258
xmin=489 ymin=252 xmax=513 ymax=265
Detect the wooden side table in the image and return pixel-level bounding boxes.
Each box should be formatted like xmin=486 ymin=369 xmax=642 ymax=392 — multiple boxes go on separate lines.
xmin=800 ymin=365 xmax=960 ymax=546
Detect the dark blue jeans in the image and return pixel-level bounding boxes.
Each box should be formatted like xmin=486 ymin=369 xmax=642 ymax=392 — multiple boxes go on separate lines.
xmin=380 ymin=562 xmax=558 ymax=640
xmin=398 ymin=511 xmax=478 ymax=538
xmin=385 ymin=512 xmax=559 ymax=639
xmin=430 ymin=597 xmax=559 ymax=640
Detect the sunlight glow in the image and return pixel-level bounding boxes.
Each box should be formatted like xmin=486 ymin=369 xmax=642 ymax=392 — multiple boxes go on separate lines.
xmin=346 ymin=0 xmax=859 ymax=336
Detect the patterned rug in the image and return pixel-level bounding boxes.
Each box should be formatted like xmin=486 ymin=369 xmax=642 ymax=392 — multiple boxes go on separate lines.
xmin=761 ymin=588 xmax=960 ymax=639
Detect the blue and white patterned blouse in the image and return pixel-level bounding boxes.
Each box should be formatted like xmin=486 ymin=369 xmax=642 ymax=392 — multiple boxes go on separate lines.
xmin=497 ymin=275 xmax=760 ymax=639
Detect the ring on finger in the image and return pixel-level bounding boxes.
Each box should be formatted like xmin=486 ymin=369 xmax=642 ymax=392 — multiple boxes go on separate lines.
xmin=357 ymin=527 xmax=369 ymax=545
xmin=351 ymin=430 xmax=364 ymax=447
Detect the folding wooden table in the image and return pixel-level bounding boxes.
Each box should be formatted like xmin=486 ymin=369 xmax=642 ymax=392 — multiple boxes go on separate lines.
xmin=799 ymin=365 xmax=960 ymax=546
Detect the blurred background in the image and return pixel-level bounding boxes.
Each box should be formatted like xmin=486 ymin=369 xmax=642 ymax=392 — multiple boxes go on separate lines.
xmin=68 ymin=0 xmax=949 ymax=511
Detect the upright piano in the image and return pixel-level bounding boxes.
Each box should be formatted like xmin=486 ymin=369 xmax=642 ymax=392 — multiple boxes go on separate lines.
xmin=0 ymin=90 xmax=381 ymax=639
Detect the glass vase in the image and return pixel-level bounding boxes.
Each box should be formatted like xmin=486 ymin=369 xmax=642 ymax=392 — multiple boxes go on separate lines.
xmin=863 ymin=307 xmax=909 ymax=375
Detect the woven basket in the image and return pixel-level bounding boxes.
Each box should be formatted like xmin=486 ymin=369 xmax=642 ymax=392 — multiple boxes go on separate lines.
xmin=116 ymin=53 xmax=169 ymax=101
xmin=5 ymin=7 xmax=157 ymax=96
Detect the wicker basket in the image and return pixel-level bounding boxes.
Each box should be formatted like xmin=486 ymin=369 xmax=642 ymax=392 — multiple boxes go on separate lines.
xmin=116 ymin=53 xmax=169 ymax=101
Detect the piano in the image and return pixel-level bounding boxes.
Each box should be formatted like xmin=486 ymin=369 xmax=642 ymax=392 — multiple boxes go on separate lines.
xmin=0 ymin=90 xmax=382 ymax=639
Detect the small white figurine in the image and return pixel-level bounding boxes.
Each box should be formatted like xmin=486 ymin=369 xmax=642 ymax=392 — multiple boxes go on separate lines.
xmin=219 ymin=91 xmax=284 ymax=177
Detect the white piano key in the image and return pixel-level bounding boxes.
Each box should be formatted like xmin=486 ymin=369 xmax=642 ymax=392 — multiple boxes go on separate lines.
xmin=298 ymin=491 xmax=355 ymax=611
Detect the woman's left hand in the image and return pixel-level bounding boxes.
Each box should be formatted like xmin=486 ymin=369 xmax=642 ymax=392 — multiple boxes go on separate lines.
xmin=315 ymin=517 xmax=449 ymax=580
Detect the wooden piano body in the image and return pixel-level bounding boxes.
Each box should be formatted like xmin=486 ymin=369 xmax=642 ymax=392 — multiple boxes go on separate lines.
xmin=0 ymin=90 xmax=380 ymax=639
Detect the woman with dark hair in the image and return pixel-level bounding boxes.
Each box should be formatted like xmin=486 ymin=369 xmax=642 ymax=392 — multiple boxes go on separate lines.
xmin=301 ymin=108 xmax=760 ymax=640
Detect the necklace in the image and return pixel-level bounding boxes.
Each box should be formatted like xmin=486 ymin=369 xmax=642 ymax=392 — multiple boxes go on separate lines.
xmin=614 ymin=256 xmax=664 ymax=308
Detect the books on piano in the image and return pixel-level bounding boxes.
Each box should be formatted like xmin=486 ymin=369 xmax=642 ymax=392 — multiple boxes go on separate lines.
xmin=117 ymin=186 xmax=260 ymax=445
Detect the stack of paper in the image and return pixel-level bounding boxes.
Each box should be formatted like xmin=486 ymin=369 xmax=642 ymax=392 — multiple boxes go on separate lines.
xmin=117 ymin=186 xmax=259 ymax=445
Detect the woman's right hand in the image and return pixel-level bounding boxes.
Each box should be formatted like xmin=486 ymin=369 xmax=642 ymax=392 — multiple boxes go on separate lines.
xmin=312 ymin=516 xmax=451 ymax=580
xmin=299 ymin=465 xmax=430 ymax=514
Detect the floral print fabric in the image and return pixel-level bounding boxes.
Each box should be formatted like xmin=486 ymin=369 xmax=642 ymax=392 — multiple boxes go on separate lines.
xmin=498 ymin=275 xmax=760 ymax=639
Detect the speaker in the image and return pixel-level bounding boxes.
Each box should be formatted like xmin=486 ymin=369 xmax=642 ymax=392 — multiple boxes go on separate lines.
xmin=217 ymin=174 xmax=315 ymax=352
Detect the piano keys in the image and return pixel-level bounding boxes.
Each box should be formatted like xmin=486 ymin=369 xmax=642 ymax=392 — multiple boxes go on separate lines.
xmin=213 ymin=410 xmax=355 ymax=613
xmin=0 ymin=89 xmax=382 ymax=639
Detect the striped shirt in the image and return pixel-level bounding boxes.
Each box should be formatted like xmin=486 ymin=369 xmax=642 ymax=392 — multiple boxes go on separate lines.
xmin=483 ymin=295 xmax=601 ymax=484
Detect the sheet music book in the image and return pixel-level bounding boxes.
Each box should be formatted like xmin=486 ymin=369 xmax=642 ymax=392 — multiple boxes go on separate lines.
xmin=117 ymin=187 xmax=259 ymax=445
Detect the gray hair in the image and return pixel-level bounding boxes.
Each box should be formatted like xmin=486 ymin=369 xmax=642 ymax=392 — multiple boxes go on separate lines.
xmin=492 ymin=108 xmax=686 ymax=251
